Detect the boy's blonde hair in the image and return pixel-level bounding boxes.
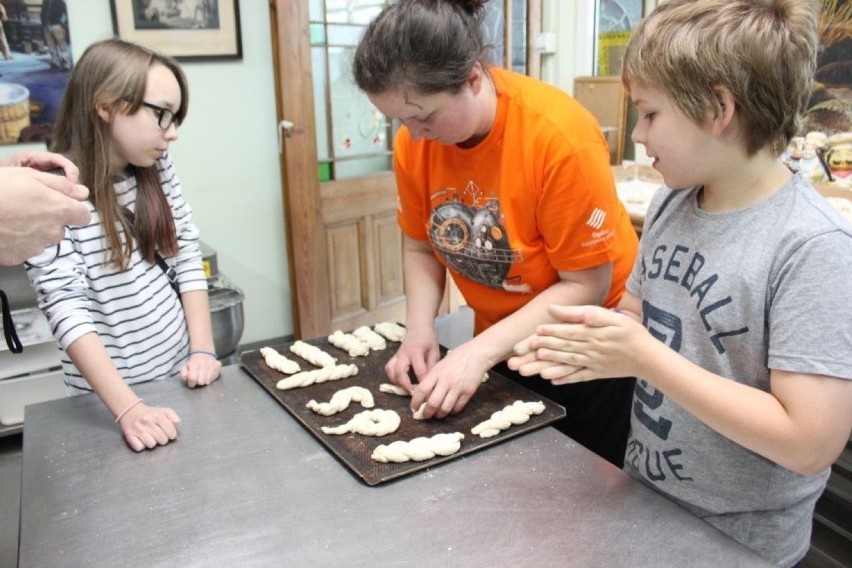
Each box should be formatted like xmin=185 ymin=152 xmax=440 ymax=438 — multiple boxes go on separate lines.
xmin=623 ymin=0 xmax=819 ymax=156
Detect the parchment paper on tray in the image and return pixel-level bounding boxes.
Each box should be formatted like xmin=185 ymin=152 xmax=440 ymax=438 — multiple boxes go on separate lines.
xmin=240 ymin=335 xmax=566 ymax=486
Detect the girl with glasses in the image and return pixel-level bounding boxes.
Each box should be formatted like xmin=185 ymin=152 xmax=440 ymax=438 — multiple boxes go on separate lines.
xmin=25 ymin=38 xmax=221 ymax=452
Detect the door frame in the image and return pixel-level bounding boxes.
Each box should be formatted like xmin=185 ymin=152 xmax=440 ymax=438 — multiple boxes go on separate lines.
xmin=269 ymin=0 xmax=331 ymax=339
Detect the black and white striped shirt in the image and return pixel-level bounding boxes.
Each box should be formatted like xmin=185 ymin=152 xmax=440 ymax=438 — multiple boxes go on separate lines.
xmin=26 ymin=155 xmax=208 ymax=395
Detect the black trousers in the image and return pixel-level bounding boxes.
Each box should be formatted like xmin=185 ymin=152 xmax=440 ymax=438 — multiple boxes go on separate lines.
xmin=492 ymin=362 xmax=635 ymax=468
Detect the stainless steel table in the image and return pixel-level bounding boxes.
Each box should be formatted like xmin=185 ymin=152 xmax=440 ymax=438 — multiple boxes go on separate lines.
xmin=19 ymin=366 xmax=771 ymax=567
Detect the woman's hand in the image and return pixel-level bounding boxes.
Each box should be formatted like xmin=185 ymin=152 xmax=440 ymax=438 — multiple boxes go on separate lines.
xmin=384 ymin=325 xmax=441 ymax=393
xmin=409 ymin=343 xmax=491 ymax=419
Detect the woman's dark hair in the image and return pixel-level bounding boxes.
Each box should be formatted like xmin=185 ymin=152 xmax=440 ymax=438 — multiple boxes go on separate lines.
xmin=353 ymin=0 xmax=491 ymax=95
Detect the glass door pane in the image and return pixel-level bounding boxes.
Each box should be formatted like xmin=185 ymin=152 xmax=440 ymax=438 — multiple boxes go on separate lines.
xmin=311 ymin=0 xmax=392 ymax=181
xmin=596 ymin=0 xmax=643 ymax=75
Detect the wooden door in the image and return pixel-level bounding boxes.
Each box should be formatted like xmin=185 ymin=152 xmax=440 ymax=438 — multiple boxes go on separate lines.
xmin=573 ymin=76 xmax=628 ymax=164
xmin=269 ymin=1 xmax=405 ymax=339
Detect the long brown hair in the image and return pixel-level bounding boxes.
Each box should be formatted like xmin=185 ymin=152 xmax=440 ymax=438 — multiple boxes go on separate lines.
xmin=51 ymin=38 xmax=189 ymax=269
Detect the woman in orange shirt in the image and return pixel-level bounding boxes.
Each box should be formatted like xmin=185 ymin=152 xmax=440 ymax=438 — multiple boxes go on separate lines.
xmin=353 ymin=0 xmax=638 ymax=466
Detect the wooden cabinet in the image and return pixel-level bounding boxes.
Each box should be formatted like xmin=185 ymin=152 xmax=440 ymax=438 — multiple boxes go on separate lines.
xmin=573 ymin=76 xmax=628 ymax=165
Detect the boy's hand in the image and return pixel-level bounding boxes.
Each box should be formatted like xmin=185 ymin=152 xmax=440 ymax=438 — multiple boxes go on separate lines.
xmin=511 ymin=305 xmax=647 ymax=384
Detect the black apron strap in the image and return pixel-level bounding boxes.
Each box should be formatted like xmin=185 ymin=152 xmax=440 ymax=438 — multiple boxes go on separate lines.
xmin=0 ymin=289 xmax=23 ymax=354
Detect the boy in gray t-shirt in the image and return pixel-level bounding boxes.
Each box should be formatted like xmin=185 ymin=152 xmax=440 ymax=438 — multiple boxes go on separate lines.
xmin=508 ymin=1 xmax=852 ymax=566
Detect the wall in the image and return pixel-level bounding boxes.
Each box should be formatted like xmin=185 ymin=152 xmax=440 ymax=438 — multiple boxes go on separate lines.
xmin=0 ymin=1 xmax=293 ymax=345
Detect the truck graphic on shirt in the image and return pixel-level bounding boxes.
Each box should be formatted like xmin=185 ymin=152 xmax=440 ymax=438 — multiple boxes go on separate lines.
xmin=428 ymin=182 xmax=524 ymax=290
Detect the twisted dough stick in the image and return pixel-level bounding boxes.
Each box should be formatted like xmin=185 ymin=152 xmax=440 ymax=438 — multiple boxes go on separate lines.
xmin=275 ymin=363 xmax=358 ymax=390
xmin=352 ymin=325 xmax=387 ymax=350
xmin=378 ymin=383 xmax=425 ymax=419
xmin=328 ymin=330 xmax=370 ymax=357
xmin=379 ymin=382 xmax=408 ymax=396
xmin=372 ymin=432 xmax=465 ymax=463
xmin=471 ymin=400 xmax=546 ymax=438
xmin=373 ymin=321 xmax=406 ymax=342
xmin=321 ymin=409 xmax=401 ymax=436
xmin=289 ymin=340 xmax=337 ymax=367
xmin=260 ymin=346 xmax=301 ymax=374
xmin=306 ymin=386 xmax=375 ymax=416
xmin=413 ymin=403 xmax=427 ymax=420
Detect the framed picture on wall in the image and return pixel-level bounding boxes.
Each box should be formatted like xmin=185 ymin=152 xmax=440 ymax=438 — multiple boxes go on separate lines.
xmin=0 ymin=0 xmax=74 ymax=146
xmin=109 ymin=0 xmax=242 ymax=62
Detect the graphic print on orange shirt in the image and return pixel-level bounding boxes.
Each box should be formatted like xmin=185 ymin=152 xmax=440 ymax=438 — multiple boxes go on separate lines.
xmin=428 ymin=181 xmax=527 ymax=292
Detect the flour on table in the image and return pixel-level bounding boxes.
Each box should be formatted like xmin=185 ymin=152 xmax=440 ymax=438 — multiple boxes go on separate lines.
xmin=471 ymin=400 xmax=545 ymax=438
xmin=260 ymin=346 xmax=300 ymax=374
xmin=321 ymin=409 xmax=401 ymax=436
xmin=371 ymin=432 xmax=464 ymax=463
xmin=373 ymin=321 xmax=406 ymax=342
xmin=306 ymin=386 xmax=375 ymax=416
xmin=275 ymin=363 xmax=358 ymax=390
xmin=328 ymin=330 xmax=370 ymax=357
xmin=289 ymin=340 xmax=337 ymax=367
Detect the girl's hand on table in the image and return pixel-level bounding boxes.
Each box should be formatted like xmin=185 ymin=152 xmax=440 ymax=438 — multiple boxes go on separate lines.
xmin=118 ymin=403 xmax=181 ymax=452
xmin=181 ymin=351 xmax=223 ymax=388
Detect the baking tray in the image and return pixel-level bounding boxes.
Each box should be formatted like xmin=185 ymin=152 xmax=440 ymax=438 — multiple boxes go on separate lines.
xmin=240 ymin=335 xmax=565 ymax=486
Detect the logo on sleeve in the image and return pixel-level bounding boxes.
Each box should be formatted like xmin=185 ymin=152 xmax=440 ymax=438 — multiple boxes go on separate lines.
xmin=581 ymin=207 xmax=615 ymax=248
xmin=587 ymin=207 xmax=606 ymax=229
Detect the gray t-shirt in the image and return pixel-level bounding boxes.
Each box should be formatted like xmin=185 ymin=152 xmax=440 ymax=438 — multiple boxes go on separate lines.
xmin=624 ymin=174 xmax=852 ymax=567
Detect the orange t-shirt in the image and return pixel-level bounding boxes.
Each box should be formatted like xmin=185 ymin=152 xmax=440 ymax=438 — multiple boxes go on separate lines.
xmin=394 ymin=68 xmax=638 ymax=333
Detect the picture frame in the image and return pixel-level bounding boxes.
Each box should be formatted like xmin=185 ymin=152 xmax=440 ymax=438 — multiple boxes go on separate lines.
xmin=109 ymin=1 xmax=242 ymax=62
xmin=0 ymin=0 xmax=74 ymax=146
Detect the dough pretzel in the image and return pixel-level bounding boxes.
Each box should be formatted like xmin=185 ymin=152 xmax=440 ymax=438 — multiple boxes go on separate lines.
xmin=289 ymin=340 xmax=337 ymax=367
xmin=377 ymin=383 xmax=425 ymax=419
xmin=373 ymin=321 xmax=406 ymax=342
xmin=321 ymin=409 xmax=401 ymax=436
xmin=471 ymin=400 xmax=546 ymax=438
xmin=306 ymin=386 xmax=375 ymax=416
xmin=379 ymin=383 xmax=409 ymax=396
xmin=275 ymin=363 xmax=358 ymax=390
xmin=352 ymin=325 xmax=387 ymax=350
xmin=260 ymin=346 xmax=301 ymax=374
xmin=371 ymin=432 xmax=465 ymax=463
xmin=413 ymin=402 xmax=427 ymax=420
xmin=328 ymin=330 xmax=370 ymax=357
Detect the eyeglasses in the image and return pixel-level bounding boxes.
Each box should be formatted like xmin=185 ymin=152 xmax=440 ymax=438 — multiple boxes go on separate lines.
xmin=141 ymin=101 xmax=179 ymax=131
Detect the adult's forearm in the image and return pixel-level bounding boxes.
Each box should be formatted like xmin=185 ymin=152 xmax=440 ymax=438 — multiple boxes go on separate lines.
xmin=402 ymin=240 xmax=446 ymax=331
